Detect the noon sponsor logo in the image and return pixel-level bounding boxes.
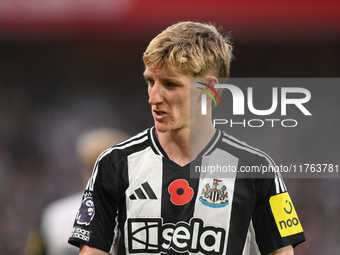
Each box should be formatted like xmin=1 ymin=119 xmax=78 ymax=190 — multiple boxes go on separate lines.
xmin=269 ymin=192 xmax=303 ymax=237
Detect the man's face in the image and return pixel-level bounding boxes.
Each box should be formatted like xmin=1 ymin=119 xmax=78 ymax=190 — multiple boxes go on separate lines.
xmin=144 ymin=67 xmax=192 ymax=134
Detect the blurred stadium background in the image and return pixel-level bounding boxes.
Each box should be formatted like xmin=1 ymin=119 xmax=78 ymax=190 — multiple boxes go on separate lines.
xmin=0 ymin=0 xmax=339 ymax=254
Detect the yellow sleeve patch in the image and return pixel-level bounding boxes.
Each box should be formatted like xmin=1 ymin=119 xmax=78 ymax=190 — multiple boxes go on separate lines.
xmin=269 ymin=192 xmax=303 ymax=237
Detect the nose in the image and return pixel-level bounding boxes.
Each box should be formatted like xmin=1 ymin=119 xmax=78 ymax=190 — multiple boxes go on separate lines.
xmin=148 ymin=82 xmax=164 ymax=105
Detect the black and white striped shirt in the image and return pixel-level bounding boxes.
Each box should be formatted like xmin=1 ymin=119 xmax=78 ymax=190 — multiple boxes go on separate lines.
xmin=69 ymin=127 xmax=305 ymax=254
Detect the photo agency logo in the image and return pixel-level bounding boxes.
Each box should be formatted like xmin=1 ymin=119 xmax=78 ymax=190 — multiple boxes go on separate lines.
xmin=197 ymin=79 xmax=312 ymax=128
xmin=196 ymin=82 xmax=223 ymax=114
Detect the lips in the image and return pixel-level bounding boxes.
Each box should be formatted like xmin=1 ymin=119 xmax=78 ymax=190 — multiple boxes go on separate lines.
xmin=155 ymin=110 xmax=166 ymax=115
xmin=153 ymin=109 xmax=168 ymax=120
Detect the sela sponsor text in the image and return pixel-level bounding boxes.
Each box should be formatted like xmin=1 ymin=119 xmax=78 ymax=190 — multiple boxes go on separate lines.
xmin=128 ymin=218 xmax=225 ymax=254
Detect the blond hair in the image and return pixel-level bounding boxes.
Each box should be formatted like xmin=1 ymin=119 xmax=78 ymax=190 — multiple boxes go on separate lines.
xmin=143 ymin=21 xmax=233 ymax=79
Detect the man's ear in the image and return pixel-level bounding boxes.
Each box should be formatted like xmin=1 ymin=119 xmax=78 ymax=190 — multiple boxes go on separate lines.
xmin=206 ymin=76 xmax=222 ymax=108
xmin=206 ymin=76 xmax=218 ymax=90
xmin=205 ymin=76 xmax=219 ymax=98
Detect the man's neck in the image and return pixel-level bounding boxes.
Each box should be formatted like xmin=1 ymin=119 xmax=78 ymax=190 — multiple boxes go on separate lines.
xmin=155 ymin=124 xmax=216 ymax=167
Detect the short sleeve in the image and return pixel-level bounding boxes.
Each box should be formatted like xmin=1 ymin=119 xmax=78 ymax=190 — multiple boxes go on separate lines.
xmin=68 ymin=151 xmax=118 ymax=252
xmin=251 ymin=169 xmax=305 ymax=254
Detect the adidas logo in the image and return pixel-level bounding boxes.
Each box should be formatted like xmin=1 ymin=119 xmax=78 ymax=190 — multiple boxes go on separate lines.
xmin=129 ymin=182 xmax=157 ymax=200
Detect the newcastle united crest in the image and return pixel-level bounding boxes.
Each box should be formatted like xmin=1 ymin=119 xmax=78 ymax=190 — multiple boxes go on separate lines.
xmin=199 ymin=179 xmax=228 ymax=208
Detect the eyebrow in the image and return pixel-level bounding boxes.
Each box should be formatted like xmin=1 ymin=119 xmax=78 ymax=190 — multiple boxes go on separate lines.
xmin=143 ymin=73 xmax=152 ymax=80
xmin=143 ymin=74 xmax=182 ymax=86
